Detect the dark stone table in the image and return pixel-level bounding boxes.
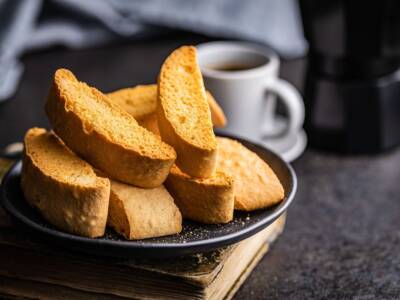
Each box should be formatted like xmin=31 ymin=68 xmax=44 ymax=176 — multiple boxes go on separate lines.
xmin=1 ymin=33 xmax=399 ymax=299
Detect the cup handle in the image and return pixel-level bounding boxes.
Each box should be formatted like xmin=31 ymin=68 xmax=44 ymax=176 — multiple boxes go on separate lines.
xmin=262 ymin=78 xmax=305 ymax=139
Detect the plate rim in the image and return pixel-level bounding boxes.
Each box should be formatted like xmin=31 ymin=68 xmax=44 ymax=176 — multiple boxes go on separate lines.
xmin=0 ymin=136 xmax=297 ymax=252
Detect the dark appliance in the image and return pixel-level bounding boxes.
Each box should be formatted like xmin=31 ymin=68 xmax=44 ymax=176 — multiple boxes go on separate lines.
xmin=300 ymin=0 xmax=400 ymax=153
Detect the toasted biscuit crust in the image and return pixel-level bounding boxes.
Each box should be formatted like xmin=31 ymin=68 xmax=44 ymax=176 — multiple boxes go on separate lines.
xmin=165 ymin=165 xmax=234 ymax=224
xmin=21 ymin=128 xmax=110 ymax=238
xmin=45 ymin=69 xmax=176 ymax=188
xmin=217 ymin=137 xmax=284 ymax=211
xmin=107 ymin=180 xmax=182 ymax=240
xmin=157 ymin=46 xmax=217 ymax=178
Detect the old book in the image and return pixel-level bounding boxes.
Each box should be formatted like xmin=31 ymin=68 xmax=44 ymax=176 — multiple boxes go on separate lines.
xmin=0 ymin=158 xmax=286 ymax=300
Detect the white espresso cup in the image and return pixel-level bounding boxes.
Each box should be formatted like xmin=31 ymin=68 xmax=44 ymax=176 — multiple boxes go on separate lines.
xmin=197 ymin=41 xmax=305 ymax=146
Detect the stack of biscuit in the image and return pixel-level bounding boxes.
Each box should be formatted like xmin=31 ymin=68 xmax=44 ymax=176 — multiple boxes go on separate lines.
xmin=21 ymin=46 xmax=284 ymax=240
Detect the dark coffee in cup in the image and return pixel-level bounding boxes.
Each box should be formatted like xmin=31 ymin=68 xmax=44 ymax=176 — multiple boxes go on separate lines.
xmin=206 ymin=62 xmax=264 ymax=72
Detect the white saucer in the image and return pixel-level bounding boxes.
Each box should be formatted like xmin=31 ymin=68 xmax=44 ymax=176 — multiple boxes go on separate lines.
xmin=260 ymin=129 xmax=307 ymax=162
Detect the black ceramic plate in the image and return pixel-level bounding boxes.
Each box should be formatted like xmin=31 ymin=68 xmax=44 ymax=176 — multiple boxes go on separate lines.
xmin=0 ymin=135 xmax=297 ymax=258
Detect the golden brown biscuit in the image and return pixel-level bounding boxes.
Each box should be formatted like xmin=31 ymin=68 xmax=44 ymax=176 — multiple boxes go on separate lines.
xmin=165 ymin=165 xmax=234 ymax=224
xmin=217 ymin=137 xmax=284 ymax=211
xmin=21 ymin=128 xmax=110 ymax=238
xmin=157 ymin=46 xmax=217 ymax=178
xmin=107 ymin=180 xmax=182 ymax=240
xmin=45 ymin=69 xmax=176 ymax=188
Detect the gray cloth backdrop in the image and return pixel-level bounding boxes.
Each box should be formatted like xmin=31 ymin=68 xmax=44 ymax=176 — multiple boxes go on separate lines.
xmin=0 ymin=0 xmax=306 ymax=101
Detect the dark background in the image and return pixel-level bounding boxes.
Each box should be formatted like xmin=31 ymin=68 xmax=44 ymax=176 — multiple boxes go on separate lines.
xmin=1 ymin=32 xmax=400 ymax=299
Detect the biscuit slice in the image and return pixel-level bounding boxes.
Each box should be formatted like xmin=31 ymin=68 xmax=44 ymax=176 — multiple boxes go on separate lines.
xmin=21 ymin=128 xmax=110 ymax=238
xmin=206 ymin=90 xmax=227 ymax=127
xmin=45 ymin=69 xmax=176 ymax=188
xmin=217 ymin=137 xmax=285 ymax=211
xmin=107 ymin=180 xmax=182 ymax=240
xmin=107 ymin=85 xmax=160 ymax=135
xmin=107 ymin=85 xmax=157 ymax=121
xmin=157 ymin=46 xmax=217 ymax=178
xmin=165 ymin=165 xmax=234 ymax=224
xmin=107 ymin=84 xmax=226 ymax=133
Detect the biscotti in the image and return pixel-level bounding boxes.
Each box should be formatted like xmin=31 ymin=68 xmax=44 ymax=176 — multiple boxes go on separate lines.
xmin=45 ymin=69 xmax=176 ymax=188
xmin=21 ymin=128 xmax=110 ymax=238
xmin=107 ymin=85 xmax=157 ymax=121
xmin=165 ymin=165 xmax=234 ymax=224
xmin=157 ymin=46 xmax=218 ymax=178
xmin=107 ymin=180 xmax=182 ymax=240
xmin=217 ymin=137 xmax=284 ymax=211
xmin=107 ymin=84 xmax=226 ymax=131
xmin=107 ymin=85 xmax=160 ymax=134
xmin=205 ymin=90 xmax=227 ymax=127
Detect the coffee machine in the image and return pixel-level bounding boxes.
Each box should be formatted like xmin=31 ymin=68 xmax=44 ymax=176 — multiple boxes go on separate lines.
xmin=299 ymin=0 xmax=400 ymax=153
